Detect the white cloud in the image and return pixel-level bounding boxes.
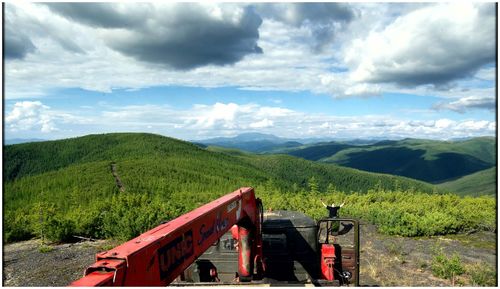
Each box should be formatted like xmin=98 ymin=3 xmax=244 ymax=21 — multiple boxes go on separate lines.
xmin=434 ymin=119 xmax=455 ymax=129
xmin=87 ymin=103 xmax=495 ymax=140
xmin=182 ymin=103 xmax=295 ymax=133
xmin=474 ymin=67 xmax=495 ymax=82
xmin=5 ymin=101 xmax=57 ymax=132
xmin=7 ymin=100 xmax=493 ymax=141
xmin=319 ymin=73 xmax=382 ymax=98
xmin=3 ymin=2 xmax=496 ymax=111
xmin=255 ymin=106 xmax=294 ymax=118
xmin=345 ymin=3 xmax=495 ymax=87
xmin=255 ymin=3 xmax=356 ymax=52
xmin=249 ymin=118 xmax=274 ymax=129
xmin=191 ymin=102 xmax=241 ymax=129
xmin=4 ymin=5 xmax=333 ymax=99
xmin=343 ymin=83 xmax=382 ymax=98
xmin=433 ymin=95 xmax=495 ymax=113
xmin=456 ymin=120 xmax=491 ymax=131
xmin=3 ymin=3 xmax=495 ymax=144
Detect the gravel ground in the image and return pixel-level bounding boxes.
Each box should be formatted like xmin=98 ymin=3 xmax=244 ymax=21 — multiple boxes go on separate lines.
xmin=3 ymin=239 xmax=116 ymax=287
xmin=3 ymin=225 xmax=496 ymax=286
xmin=358 ymin=223 xmax=496 ymax=286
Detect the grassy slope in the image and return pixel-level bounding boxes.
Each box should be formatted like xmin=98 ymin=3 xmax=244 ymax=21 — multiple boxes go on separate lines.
xmin=438 ymin=167 xmax=497 ymax=196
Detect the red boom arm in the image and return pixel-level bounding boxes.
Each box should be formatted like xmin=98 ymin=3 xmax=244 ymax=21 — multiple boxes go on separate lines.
xmin=70 ymin=187 xmax=263 ymax=286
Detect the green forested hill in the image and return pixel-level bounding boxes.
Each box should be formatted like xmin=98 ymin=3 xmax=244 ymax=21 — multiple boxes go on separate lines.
xmin=287 ymin=142 xmax=353 ymax=161
xmin=4 ymin=133 xmax=494 ymax=243
xmin=5 ymin=133 xmax=214 ymax=180
xmin=287 ymin=137 xmax=496 ymax=183
xmin=240 ymin=154 xmax=435 ymax=194
xmin=438 ymin=167 xmax=497 ymax=196
xmin=4 ymin=133 xmax=436 ymax=194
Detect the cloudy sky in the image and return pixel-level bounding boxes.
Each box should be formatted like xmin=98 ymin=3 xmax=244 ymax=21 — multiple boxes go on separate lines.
xmin=4 ymin=2 xmax=497 ymax=141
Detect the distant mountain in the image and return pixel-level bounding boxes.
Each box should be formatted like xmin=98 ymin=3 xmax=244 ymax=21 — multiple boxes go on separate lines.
xmin=199 ymin=132 xmax=285 ymax=144
xmin=438 ymin=167 xmax=496 ymax=196
xmin=196 ymin=134 xmax=496 ymax=184
xmin=342 ymin=139 xmax=387 ymax=146
xmin=287 ymin=137 xmax=496 ymax=184
xmin=287 ymin=142 xmax=354 ymax=161
xmin=4 ymin=138 xmax=46 ymax=145
xmin=196 ymin=133 xmax=304 ymax=153
xmin=195 ymin=133 xmax=387 ymax=153
xmin=204 ymin=140 xmax=302 ymax=153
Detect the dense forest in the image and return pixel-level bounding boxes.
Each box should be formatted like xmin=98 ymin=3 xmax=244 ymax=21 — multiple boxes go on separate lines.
xmin=289 ymin=137 xmax=496 ymax=184
xmin=4 ymin=133 xmax=496 ymax=243
xmin=198 ymin=134 xmax=497 ymax=195
xmin=438 ymin=167 xmax=496 ymax=197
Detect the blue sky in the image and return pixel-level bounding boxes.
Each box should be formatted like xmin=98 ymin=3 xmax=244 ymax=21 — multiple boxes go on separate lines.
xmin=4 ymin=3 xmax=496 ymax=141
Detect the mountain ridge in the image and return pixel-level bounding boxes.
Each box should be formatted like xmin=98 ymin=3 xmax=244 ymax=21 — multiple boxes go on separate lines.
xmin=5 ymin=132 xmax=435 ymax=194
xmin=289 ymin=137 xmax=496 ymax=184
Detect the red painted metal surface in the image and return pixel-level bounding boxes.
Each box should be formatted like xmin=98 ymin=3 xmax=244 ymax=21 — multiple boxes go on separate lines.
xmin=320 ymin=244 xmax=336 ymax=281
xmin=70 ymin=271 xmax=115 ymax=287
xmin=70 ymin=187 xmax=261 ymax=286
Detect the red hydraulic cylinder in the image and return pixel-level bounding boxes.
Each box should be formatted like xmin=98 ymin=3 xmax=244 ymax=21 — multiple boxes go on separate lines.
xmin=238 ymin=224 xmax=253 ymax=281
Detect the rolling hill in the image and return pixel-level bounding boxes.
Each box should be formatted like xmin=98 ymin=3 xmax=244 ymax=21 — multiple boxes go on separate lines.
xmin=438 ymin=167 xmax=497 ymax=196
xmin=197 ymin=134 xmax=496 ymax=185
xmin=196 ymin=132 xmax=304 ymax=153
xmin=288 ymin=137 xmax=496 ymax=184
xmin=5 ymin=133 xmax=439 ymax=242
xmin=196 ymin=132 xmax=369 ymax=154
xmin=4 ymin=138 xmax=47 ymax=145
xmin=196 ymin=133 xmax=386 ymax=154
xmin=287 ymin=142 xmax=354 ymax=161
xmin=5 ymin=133 xmax=436 ymax=193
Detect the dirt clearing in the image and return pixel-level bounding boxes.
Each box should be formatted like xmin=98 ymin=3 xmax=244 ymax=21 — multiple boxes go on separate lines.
xmin=3 ymin=224 xmax=496 ymax=286
xmin=3 ymin=239 xmax=117 ymax=286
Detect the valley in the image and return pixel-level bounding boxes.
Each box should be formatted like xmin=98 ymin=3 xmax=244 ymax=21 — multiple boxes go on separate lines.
xmin=198 ymin=133 xmax=496 ymax=196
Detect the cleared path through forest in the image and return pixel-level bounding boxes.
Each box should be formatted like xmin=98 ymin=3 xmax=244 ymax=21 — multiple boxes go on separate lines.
xmin=110 ymin=162 xmax=125 ymax=192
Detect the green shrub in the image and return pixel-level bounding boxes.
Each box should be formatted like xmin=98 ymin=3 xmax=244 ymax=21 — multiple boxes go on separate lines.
xmin=467 ymin=263 xmax=496 ymax=286
xmin=431 ymin=251 xmax=464 ymax=285
xmin=43 ymin=218 xmax=76 ymax=242
xmin=39 ymin=244 xmax=54 ymax=253
xmin=101 ymin=193 xmax=168 ymax=240
xmin=69 ymin=205 xmax=107 ymax=240
xmin=4 ymin=226 xmax=33 ymax=243
xmin=4 ymin=211 xmax=34 ymax=243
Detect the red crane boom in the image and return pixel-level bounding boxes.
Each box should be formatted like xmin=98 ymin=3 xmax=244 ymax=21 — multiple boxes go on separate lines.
xmin=70 ymin=187 xmax=263 ymax=286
